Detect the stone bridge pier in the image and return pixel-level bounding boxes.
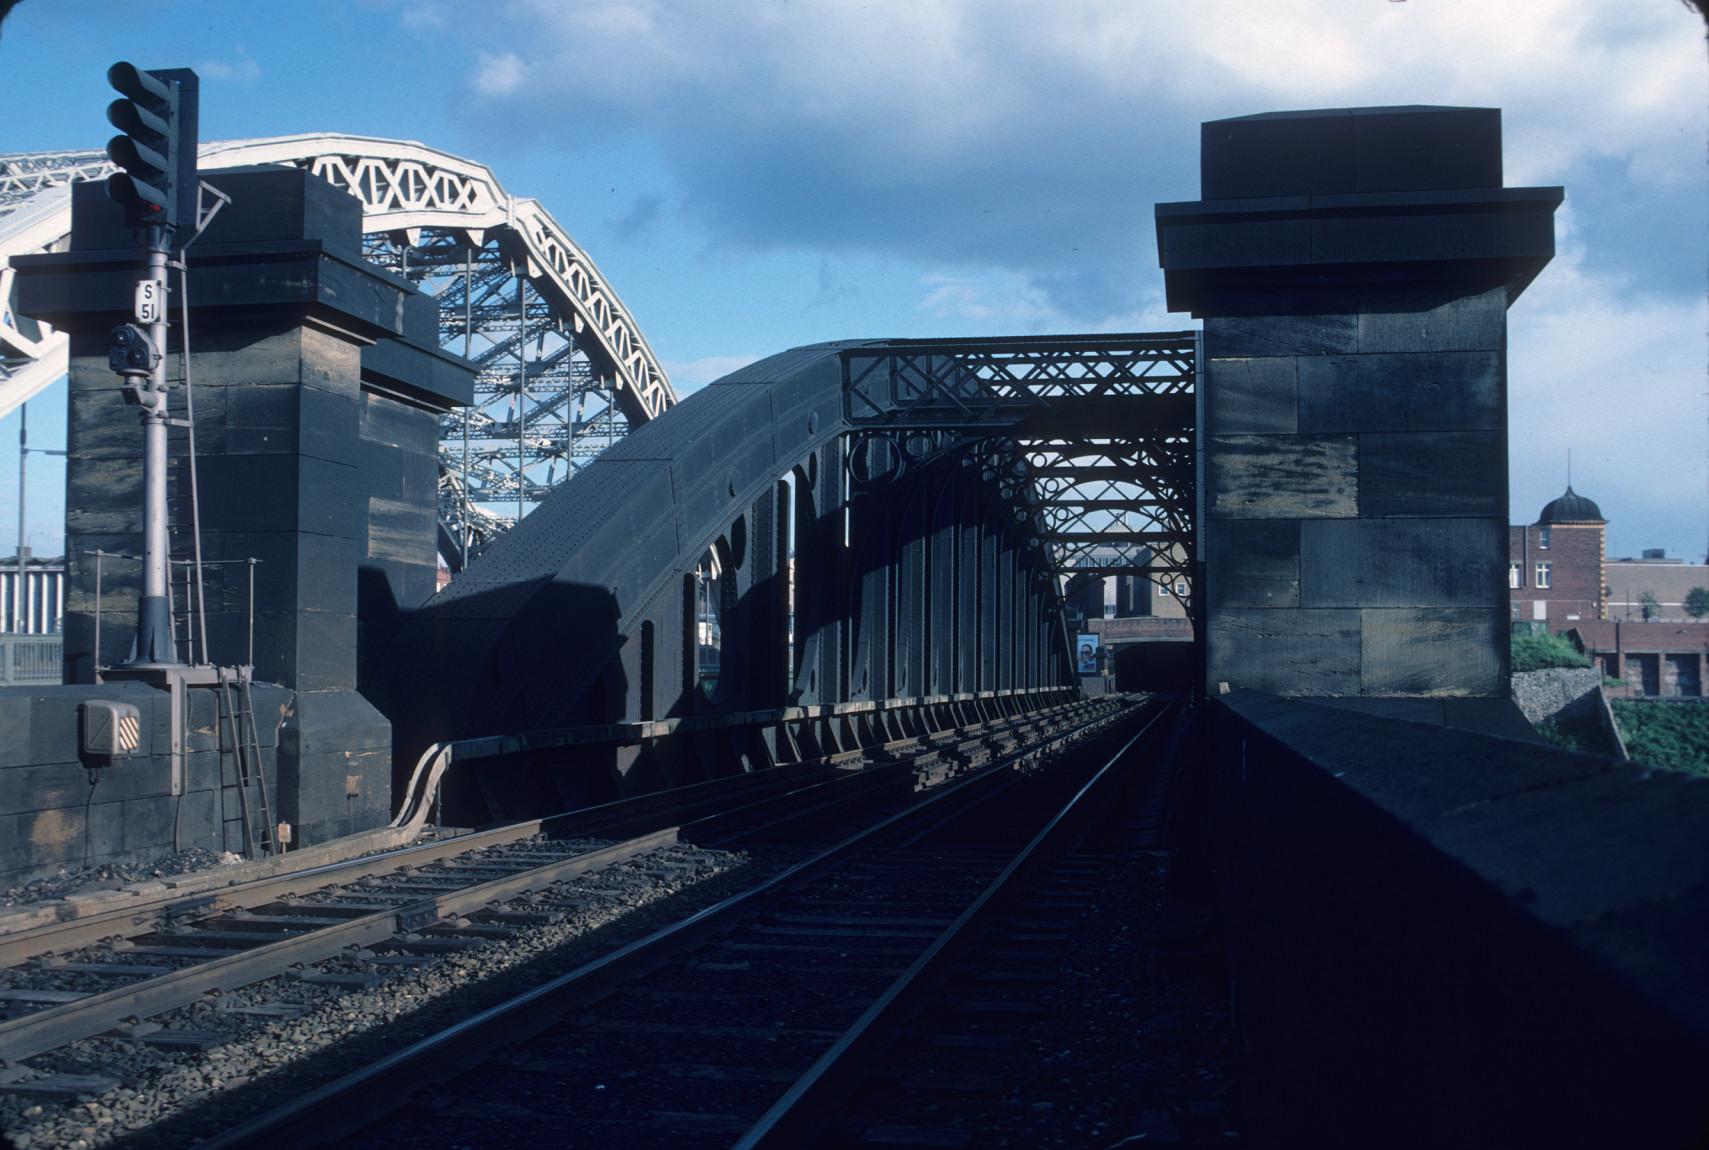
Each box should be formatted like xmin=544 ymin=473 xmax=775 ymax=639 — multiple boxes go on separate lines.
xmin=1158 ymin=106 xmax=1561 ymax=706
xmin=9 ymin=168 xmax=474 ymax=862
xmin=1155 ymin=109 xmax=1708 ymax=1150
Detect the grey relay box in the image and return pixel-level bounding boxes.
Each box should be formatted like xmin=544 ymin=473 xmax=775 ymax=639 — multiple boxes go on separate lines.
xmin=80 ymin=700 xmax=142 ymax=758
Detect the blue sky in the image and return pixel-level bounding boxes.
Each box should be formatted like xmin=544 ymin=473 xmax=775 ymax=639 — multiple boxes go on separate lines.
xmin=2 ymin=0 xmax=1704 ymax=561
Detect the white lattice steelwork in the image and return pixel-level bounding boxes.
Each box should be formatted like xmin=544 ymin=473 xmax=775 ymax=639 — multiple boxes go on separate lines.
xmin=0 ymin=152 xmax=111 ymax=202
xmin=0 ymin=135 xmax=676 ymax=569
xmin=0 ymin=184 xmax=76 ymax=423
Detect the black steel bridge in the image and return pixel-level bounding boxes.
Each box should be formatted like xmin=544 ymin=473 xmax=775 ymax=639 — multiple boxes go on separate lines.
xmin=375 ymin=332 xmax=1197 ymax=824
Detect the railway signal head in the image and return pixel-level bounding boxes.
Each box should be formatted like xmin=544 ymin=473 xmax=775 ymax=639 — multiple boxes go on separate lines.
xmin=105 ymin=62 xmax=198 ymax=233
xmin=108 ymin=323 xmax=164 ymax=411
xmin=108 ymin=323 xmax=160 ymax=378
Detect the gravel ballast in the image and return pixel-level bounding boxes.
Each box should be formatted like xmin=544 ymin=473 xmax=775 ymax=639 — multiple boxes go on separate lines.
xmin=0 ymin=840 xmax=765 ymax=1150
xmin=0 ymin=850 xmax=245 ymax=911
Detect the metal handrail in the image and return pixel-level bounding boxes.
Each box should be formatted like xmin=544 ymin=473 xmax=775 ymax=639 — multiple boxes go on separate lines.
xmin=385 ymin=684 xmax=1083 ymax=836
xmin=84 ymin=549 xmax=258 ymax=674
xmin=0 ymin=632 xmax=60 ymax=684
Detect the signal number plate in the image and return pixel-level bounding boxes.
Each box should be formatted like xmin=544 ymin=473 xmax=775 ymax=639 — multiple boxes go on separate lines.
xmin=134 ymin=279 xmax=165 ymax=325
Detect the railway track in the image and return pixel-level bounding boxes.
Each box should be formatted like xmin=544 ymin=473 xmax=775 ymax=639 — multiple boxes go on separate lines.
xmin=797 ymin=699 xmax=1203 ymax=1148
xmin=187 ymin=695 xmax=1171 ymax=1150
xmin=0 ymin=694 xmax=1136 ymax=1149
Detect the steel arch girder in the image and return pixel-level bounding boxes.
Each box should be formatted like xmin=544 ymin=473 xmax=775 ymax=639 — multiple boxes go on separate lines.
xmin=200 ymin=136 xmax=675 ymax=425
xmin=371 ymin=341 xmax=1081 ymax=780
xmin=0 ymin=134 xmax=674 ymax=432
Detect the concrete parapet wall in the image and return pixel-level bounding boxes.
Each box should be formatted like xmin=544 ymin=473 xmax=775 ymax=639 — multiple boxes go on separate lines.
xmin=1210 ymin=690 xmax=1708 ymax=1149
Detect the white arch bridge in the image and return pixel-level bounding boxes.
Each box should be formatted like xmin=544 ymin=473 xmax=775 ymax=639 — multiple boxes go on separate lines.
xmin=0 ymin=135 xmax=678 ymax=570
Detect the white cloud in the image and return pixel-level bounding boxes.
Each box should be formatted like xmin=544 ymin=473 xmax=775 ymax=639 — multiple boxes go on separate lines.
xmin=441 ymin=0 xmax=1704 ymax=553
xmin=485 ymin=0 xmax=1703 ymax=184
xmin=472 ymin=52 xmax=528 ymax=98
xmin=916 ymin=273 xmax=1057 ymax=327
xmin=1509 ymin=210 xmax=1708 ymax=560
xmin=660 ymin=354 xmax=763 ymax=394
xmin=200 ymin=46 xmax=261 ymax=83
xmin=453 ymin=1 xmax=1702 ymax=308
xmin=914 ymin=269 xmax=1177 ymax=335
xmin=401 ymin=2 xmax=449 ymax=30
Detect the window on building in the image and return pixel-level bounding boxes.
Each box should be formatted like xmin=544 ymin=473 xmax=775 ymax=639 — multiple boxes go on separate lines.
xmin=1158 ymin=582 xmax=1170 ymax=597
xmin=1538 ymin=527 xmax=1550 ymax=550
xmin=1536 ymin=562 xmax=1551 ymax=589
xmin=1509 ymin=563 xmax=1522 ymax=590
xmin=1174 ymin=581 xmax=1189 ymax=598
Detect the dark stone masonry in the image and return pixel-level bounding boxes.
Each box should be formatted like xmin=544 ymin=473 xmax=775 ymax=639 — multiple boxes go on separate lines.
xmin=1158 ymin=106 xmax=1563 ymax=700
xmin=2 ymin=168 xmax=473 ymax=881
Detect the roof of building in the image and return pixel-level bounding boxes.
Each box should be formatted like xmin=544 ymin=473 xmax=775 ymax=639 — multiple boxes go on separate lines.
xmin=1568 ymin=621 xmax=1709 ymax=655
xmin=1537 ymin=485 xmax=1605 ymax=524
xmin=1604 ymin=560 xmax=1709 ymax=620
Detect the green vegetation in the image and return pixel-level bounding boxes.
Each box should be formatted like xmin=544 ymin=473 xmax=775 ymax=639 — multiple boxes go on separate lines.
xmin=1535 ymin=717 xmax=1594 ymax=754
xmin=1611 ymin=701 xmax=1709 ymax=778
xmin=1686 ymin=586 xmax=1709 ymax=619
xmin=1511 ymin=631 xmax=1592 ymax=672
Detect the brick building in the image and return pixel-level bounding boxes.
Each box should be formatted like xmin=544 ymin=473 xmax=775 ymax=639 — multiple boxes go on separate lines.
xmin=1568 ymin=621 xmax=1706 ymax=698
xmin=1504 ymin=485 xmax=1708 ymax=697
xmin=1062 ymin=552 xmax=1195 ymax=679
xmin=1509 ymin=486 xmax=1606 ymax=631
xmin=1606 ymin=550 xmax=1709 ymax=623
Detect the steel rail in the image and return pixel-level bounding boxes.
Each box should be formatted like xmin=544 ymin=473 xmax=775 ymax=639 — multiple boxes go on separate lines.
xmin=0 ymin=829 xmax=679 ymax=1067
xmin=733 ymin=699 xmax=1180 ymax=1148
xmin=0 ymin=698 xmax=1107 ymax=1070
xmin=0 ymin=695 xmax=1088 ymax=967
xmin=0 ymin=757 xmax=823 ymax=968
xmin=190 ymin=696 xmax=1146 ymax=1150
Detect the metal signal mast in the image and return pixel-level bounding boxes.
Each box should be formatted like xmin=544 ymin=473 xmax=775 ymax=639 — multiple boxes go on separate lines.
xmin=102 ymin=62 xmax=199 ymax=665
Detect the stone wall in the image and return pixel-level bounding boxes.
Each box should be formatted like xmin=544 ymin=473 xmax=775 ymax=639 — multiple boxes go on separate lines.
xmin=1509 ymin=666 xmax=1602 ymax=724
xmin=0 ymin=681 xmax=289 ymax=885
xmin=1210 ymin=692 xmax=1709 ymax=1148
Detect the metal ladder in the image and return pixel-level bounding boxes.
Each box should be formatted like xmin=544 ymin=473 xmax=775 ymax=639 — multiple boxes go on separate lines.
xmin=218 ymin=668 xmax=277 ymax=859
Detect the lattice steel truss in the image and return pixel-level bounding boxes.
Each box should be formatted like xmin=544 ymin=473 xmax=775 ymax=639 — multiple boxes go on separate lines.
xmin=361 ymin=231 xmax=630 ymax=567
xmin=0 ymin=152 xmax=111 ymax=202
xmin=0 ymin=135 xmax=676 ymax=570
xmin=841 ymin=333 xmax=1197 ymax=598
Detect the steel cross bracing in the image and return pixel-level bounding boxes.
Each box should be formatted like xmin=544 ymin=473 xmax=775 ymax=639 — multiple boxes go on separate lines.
xmin=0 ymin=135 xmax=676 ymax=569
xmin=0 ymin=163 xmax=81 ymax=423
xmin=0 ymin=152 xmax=112 ymax=202
xmin=361 ymin=231 xmax=631 ymax=568
xmin=841 ymin=333 xmax=1197 ymax=597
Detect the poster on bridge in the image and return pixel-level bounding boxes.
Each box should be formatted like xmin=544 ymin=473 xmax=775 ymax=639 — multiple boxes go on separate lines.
xmin=1076 ymin=635 xmax=1099 ymax=675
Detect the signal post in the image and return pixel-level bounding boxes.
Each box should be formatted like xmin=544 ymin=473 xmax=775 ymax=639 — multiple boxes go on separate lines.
xmin=103 ymin=62 xmax=199 ymax=666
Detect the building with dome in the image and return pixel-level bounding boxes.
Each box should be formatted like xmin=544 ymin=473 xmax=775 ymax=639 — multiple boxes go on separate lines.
xmin=1508 ymin=484 xmax=1707 ymax=697
xmin=1509 ymin=485 xmax=1607 ymax=631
